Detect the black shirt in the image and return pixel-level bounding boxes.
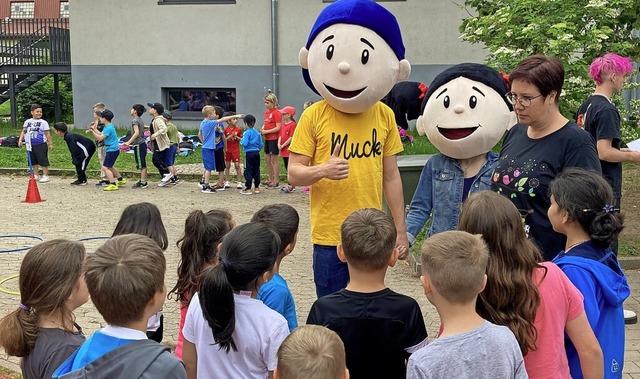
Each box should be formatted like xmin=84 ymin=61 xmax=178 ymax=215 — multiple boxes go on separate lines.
xmin=307 ymin=288 xmax=428 ymax=379
xmin=576 ymin=94 xmax=622 ymax=197
xmin=491 ymin=121 xmax=601 ymax=260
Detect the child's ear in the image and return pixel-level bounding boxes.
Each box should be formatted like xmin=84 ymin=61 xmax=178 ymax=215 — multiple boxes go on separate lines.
xmin=147 ymin=285 xmax=166 ymax=314
xmin=336 ymin=243 xmax=347 ymax=263
xmin=388 ymin=247 xmax=399 ymax=268
xmin=273 ymin=367 xmax=279 ymax=379
xmin=344 ymin=368 xmax=350 ymax=379
xmin=478 ymin=274 xmax=487 ymax=293
xmin=420 ymin=275 xmax=431 ymax=296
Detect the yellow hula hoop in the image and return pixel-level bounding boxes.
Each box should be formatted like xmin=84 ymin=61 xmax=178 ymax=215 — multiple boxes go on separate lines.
xmin=0 ymin=274 xmax=19 ymax=295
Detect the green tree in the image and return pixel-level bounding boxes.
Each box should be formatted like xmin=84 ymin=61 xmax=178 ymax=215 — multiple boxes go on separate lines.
xmin=459 ymin=0 xmax=640 ymax=117
xmin=16 ymin=74 xmax=74 ymax=123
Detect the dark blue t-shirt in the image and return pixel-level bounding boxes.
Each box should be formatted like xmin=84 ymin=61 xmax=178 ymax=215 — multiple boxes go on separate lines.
xmin=491 ymin=121 xmax=601 ymax=260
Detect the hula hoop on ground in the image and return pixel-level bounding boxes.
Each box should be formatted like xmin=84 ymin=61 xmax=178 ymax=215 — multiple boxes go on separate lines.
xmin=77 ymin=236 xmax=111 ymax=254
xmin=0 ymin=274 xmax=20 ymax=295
xmin=0 ymin=234 xmax=45 ymax=254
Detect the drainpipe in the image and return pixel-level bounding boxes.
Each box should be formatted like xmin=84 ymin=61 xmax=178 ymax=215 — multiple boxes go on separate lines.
xmin=271 ymin=0 xmax=278 ymax=95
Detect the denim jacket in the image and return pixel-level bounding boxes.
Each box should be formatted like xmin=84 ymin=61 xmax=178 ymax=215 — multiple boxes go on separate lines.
xmin=406 ymin=151 xmax=498 ymax=245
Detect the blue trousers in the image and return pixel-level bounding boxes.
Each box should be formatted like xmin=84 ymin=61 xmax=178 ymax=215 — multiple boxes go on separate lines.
xmin=313 ymin=244 xmax=349 ymax=298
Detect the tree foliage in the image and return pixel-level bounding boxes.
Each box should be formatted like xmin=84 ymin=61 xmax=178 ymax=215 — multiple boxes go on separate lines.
xmin=16 ymin=74 xmax=74 ymax=123
xmin=459 ymin=0 xmax=640 ymax=117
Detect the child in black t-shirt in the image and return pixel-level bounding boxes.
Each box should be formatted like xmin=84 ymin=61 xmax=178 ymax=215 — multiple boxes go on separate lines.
xmin=306 ymin=208 xmax=428 ymax=379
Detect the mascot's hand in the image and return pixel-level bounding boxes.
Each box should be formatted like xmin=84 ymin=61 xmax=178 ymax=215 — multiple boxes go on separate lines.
xmin=323 ymin=144 xmax=349 ymax=180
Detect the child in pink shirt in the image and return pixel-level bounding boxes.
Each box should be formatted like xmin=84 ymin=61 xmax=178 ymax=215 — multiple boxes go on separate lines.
xmin=459 ymin=191 xmax=604 ymax=379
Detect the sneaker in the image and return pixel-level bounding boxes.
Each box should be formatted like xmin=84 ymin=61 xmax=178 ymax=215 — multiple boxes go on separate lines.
xmin=239 ymin=189 xmax=253 ymax=195
xmin=170 ymin=176 xmax=180 ymax=184
xmin=198 ymin=180 xmax=205 ymax=190
xmin=116 ymin=178 xmax=127 ymax=186
xmin=103 ymin=183 xmax=119 ymax=191
xmin=280 ymin=185 xmax=294 ymax=193
xmin=254 ymin=188 xmax=261 ymax=194
xmin=236 ymin=181 xmax=244 ymax=189
xmin=270 ymin=182 xmax=280 ymax=189
xmin=39 ymin=175 xmax=50 ymax=183
xmin=161 ymin=173 xmax=173 ymax=183
xmin=224 ymin=181 xmax=231 ymax=188
xmin=33 ymin=174 xmax=40 ymax=180
xmin=133 ymin=180 xmax=148 ymax=189
xmin=96 ymin=180 xmax=109 ymax=187
xmin=158 ymin=180 xmax=170 ymax=187
xmin=624 ymin=309 xmax=638 ymax=325
xmin=302 ymin=186 xmax=310 ymax=195
xmin=201 ymin=184 xmax=216 ymax=194
xmin=173 ymin=175 xmax=181 ymax=182
xmin=70 ymin=179 xmax=87 ymax=186
xmin=214 ymin=183 xmax=225 ymax=191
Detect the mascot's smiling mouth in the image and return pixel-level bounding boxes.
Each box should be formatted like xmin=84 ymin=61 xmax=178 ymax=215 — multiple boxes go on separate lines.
xmin=324 ymin=84 xmax=366 ymax=99
xmin=437 ymin=125 xmax=480 ymax=140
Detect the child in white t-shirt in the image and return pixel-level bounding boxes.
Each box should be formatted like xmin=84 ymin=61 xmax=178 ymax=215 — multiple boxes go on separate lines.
xmin=182 ymin=222 xmax=289 ymax=378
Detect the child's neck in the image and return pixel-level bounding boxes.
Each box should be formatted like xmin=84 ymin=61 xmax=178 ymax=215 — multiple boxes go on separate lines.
xmin=436 ymin=302 xmax=485 ymax=338
xmin=345 ymin=267 xmax=387 ymax=293
xmin=115 ymin=318 xmax=150 ymax=334
xmin=563 ymin=224 xmax=591 ymax=252
xmin=38 ymin=309 xmax=76 ymax=332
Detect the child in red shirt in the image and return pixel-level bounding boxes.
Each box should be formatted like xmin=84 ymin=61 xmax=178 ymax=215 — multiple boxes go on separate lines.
xmin=278 ymin=106 xmax=297 ymax=193
xmin=223 ymin=112 xmax=244 ymax=189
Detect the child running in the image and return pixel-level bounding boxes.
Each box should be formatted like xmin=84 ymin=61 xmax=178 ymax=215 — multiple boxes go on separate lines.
xmin=0 ymin=240 xmax=89 ymax=379
xmin=459 ymin=191 xmax=604 ymax=379
xmin=112 ymin=202 xmax=169 ymax=343
xmin=550 ymin=168 xmax=629 ymax=378
xmin=275 ymin=325 xmax=348 ymax=379
xmin=239 ymin=114 xmax=263 ymax=195
xmin=169 ymin=209 xmax=235 ymax=359
xmin=253 ymin=204 xmax=300 ymax=331
xmin=52 ymin=234 xmax=186 ymax=378
xmin=223 ymin=111 xmax=244 ymax=189
xmin=182 ymin=222 xmax=289 ymax=378
xmin=18 ymin=104 xmax=53 ymax=183
xmin=123 ymin=104 xmax=149 ymax=189
xmin=278 ymin=106 xmax=297 ymax=193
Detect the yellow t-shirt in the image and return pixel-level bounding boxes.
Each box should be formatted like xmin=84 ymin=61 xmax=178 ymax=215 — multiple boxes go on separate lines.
xmin=289 ymin=100 xmax=403 ymax=245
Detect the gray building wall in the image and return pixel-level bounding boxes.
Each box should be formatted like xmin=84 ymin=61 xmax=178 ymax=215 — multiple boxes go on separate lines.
xmin=69 ymin=0 xmax=486 ymax=129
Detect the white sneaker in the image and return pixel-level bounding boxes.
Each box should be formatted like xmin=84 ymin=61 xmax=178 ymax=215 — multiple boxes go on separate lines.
xmin=236 ymin=181 xmax=244 ymax=189
xmin=39 ymin=175 xmax=50 ymax=183
xmin=624 ymin=309 xmax=637 ymax=324
xmin=224 ymin=181 xmax=231 ymax=188
xmin=158 ymin=180 xmax=170 ymax=187
xmin=161 ymin=173 xmax=172 ymax=183
xmin=33 ymin=174 xmax=40 ymax=180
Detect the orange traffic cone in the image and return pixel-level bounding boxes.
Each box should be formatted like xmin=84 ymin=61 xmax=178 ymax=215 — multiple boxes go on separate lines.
xmin=23 ymin=175 xmax=44 ymax=203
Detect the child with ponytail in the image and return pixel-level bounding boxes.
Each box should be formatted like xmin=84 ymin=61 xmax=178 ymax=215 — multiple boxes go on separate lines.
xmin=0 ymin=240 xmax=89 ymax=379
xmin=169 ymin=209 xmax=235 ymax=359
xmin=181 ymin=222 xmax=289 ymax=378
xmin=550 ymin=167 xmax=629 ymax=378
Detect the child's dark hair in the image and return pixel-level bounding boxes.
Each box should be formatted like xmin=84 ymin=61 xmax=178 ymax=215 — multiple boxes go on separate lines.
xmin=169 ymin=209 xmax=235 ymax=304
xmin=214 ymin=105 xmax=224 ymax=119
xmin=251 ymin=204 xmax=299 ymax=256
xmin=0 ymin=240 xmax=85 ymax=357
xmin=85 ymin=234 xmax=166 ymax=325
xmin=244 ymin=114 xmax=256 ymax=126
xmin=198 ymin=223 xmax=280 ymax=352
xmin=550 ymin=167 xmax=624 ymax=248
xmin=30 ymin=104 xmax=42 ymax=111
xmin=112 ymin=202 xmax=169 ymax=250
xmin=132 ymin=104 xmax=146 ymax=117
xmin=53 ymin=122 xmax=68 ymax=133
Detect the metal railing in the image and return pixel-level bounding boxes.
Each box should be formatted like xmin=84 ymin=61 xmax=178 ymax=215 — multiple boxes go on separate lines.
xmin=0 ymin=18 xmax=70 ymax=68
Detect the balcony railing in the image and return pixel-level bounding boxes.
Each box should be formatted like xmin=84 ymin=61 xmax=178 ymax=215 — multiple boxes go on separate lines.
xmin=0 ymin=18 xmax=70 ymax=66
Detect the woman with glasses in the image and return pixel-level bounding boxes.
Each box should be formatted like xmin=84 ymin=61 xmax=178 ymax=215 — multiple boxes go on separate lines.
xmin=491 ymin=54 xmax=601 ymax=261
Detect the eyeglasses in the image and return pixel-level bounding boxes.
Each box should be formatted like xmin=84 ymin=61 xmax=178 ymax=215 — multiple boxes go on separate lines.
xmin=505 ymin=92 xmax=543 ymax=107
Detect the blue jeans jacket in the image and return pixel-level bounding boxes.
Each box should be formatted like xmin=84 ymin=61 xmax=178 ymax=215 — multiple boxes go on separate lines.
xmin=406 ymin=151 xmax=498 ymax=244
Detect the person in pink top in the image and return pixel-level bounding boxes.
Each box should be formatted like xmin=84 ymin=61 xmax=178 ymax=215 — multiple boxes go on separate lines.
xmin=168 ymin=209 xmax=235 ymax=359
xmin=278 ymin=105 xmax=297 ymax=193
xmin=459 ymin=191 xmax=604 ymax=379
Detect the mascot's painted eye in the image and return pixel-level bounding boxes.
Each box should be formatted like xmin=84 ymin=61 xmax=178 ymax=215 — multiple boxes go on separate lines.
xmin=326 ymin=45 xmax=334 ymax=60
xmin=443 ymin=95 xmax=450 ymax=108
xmin=361 ymin=49 xmax=369 ymax=64
xmin=469 ymin=95 xmax=477 ymax=109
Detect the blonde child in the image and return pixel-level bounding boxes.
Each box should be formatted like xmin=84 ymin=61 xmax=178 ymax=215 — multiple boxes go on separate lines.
xmin=275 ymin=325 xmax=348 ymax=379
xmin=0 ymin=240 xmax=89 ymax=379
xmin=459 ymin=191 xmax=604 ymax=379
xmin=169 ymin=209 xmax=235 ymax=359
xmin=278 ymin=106 xmax=297 ymax=193
xmin=182 ymin=223 xmax=289 ymax=378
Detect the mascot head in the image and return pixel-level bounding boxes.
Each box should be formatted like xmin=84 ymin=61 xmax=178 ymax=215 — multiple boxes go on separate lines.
xmin=416 ymin=63 xmax=516 ymax=159
xmin=299 ymin=0 xmax=411 ymax=114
